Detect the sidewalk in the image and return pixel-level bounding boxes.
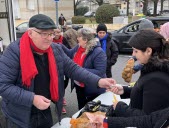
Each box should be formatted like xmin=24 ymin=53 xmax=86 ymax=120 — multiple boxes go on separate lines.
xmin=82 ymin=23 xmax=126 ymax=31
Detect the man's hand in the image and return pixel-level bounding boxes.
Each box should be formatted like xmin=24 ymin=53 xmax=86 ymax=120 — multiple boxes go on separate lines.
xmin=33 ymin=95 xmax=51 ymax=110
xmin=98 ymin=78 xmax=116 ymax=90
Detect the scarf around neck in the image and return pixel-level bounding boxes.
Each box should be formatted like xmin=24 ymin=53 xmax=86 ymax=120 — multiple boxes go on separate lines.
xmin=73 ymin=46 xmax=86 ymax=87
xmin=98 ymin=33 xmax=108 ymax=52
xmin=53 ymin=35 xmax=63 ymax=44
xmin=20 ymin=31 xmax=59 ymax=102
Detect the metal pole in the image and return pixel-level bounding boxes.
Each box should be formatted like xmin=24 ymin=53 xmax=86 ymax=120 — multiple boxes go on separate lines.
xmin=56 ymin=2 xmax=58 ymax=26
xmin=90 ymin=1 xmax=91 ymax=11
xmin=7 ymin=0 xmax=16 ymax=42
xmin=37 ymin=0 xmax=39 ymax=14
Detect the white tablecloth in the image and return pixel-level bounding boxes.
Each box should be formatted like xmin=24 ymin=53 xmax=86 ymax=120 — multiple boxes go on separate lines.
xmin=51 ymin=118 xmax=71 ymax=128
xmin=72 ymin=91 xmax=130 ymax=118
xmin=52 ymin=91 xmax=130 ymax=127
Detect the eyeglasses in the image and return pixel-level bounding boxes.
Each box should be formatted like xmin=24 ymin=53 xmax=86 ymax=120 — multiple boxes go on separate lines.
xmin=32 ymin=29 xmax=56 ymax=39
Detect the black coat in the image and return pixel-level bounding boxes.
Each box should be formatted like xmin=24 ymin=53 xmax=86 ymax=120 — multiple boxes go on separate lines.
xmin=98 ymin=32 xmax=119 ymax=77
xmin=115 ymin=59 xmax=169 ymax=117
xmin=107 ymin=106 xmax=169 ymax=128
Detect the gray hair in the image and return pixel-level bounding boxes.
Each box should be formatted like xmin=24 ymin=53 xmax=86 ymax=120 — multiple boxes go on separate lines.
xmin=77 ymin=28 xmax=98 ymax=54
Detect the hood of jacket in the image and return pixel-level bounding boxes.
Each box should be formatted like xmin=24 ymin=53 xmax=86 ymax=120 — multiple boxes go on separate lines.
xmin=141 ymin=57 xmax=169 ymax=75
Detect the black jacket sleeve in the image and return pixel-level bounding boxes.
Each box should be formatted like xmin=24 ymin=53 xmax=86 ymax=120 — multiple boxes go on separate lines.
xmin=114 ymin=101 xmax=146 ymax=117
xmin=107 ymin=107 xmax=169 ymax=128
xmin=120 ymin=86 xmax=132 ymax=99
xmin=109 ymin=40 xmax=118 ymax=66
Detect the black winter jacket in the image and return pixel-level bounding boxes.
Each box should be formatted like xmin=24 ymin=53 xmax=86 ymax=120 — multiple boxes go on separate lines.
xmin=108 ymin=106 xmax=169 ymax=128
xmin=98 ymin=32 xmax=118 ymax=77
xmin=115 ymin=59 xmax=169 ymax=117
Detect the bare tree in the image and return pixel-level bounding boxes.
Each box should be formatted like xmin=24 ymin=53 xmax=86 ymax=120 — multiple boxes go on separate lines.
xmin=160 ymin=0 xmax=166 ymax=13
xmin=87 ymin=0 xmax=104 ymax=6
xmin=141 ymin=0 xmax=148 ymax=15
xmin=125 ymin=0 xmax=129 ymax=16
xmin=74 ymin=0 xmax=83 ymax=15
xmin=151 ymin=0 xmax=159 ymax=16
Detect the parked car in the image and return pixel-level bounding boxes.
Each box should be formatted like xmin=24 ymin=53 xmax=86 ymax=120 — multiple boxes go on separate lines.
xmin=84 ymin=11 xmax=95 ymax=17
xmin=112 ymin=17 xmax=169 ymax=52
xmin=16 ymin=22 xmax=29 ymax=38
xmin=16 ymin=21 xmax=83 ymax=38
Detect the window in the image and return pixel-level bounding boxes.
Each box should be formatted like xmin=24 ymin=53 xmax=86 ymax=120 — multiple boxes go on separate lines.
xmin=126 ymin=23 xmax=139 ymax=32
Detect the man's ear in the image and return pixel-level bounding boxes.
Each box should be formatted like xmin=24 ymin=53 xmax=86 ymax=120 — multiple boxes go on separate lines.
xmin=28 ymin=29 xmax=33 ymax=39
xmin=146 ymin=47 xmax=152 ymax=56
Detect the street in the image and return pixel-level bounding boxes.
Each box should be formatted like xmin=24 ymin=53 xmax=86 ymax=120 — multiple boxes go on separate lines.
xmin=51 ymin=54 xmax=140 ymax=124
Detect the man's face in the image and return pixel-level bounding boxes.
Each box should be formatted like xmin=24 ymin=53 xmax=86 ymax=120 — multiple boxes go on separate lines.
xmin=28 ymin=28 xmax=55 ymax=50
xmin=97 ymin=31 xmax=106 ymax=38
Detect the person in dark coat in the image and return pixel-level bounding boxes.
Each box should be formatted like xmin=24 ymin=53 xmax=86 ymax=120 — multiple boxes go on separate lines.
xmin=96 ymin=23 xmax=119 ymax=78
xmin=0 ymin=14 xmax=116 ymax=128
xmin=110 ymin=30 xmax=169 ymax=117
xmin=62 ymin=28 xmax=107 ymax=110
xmin=53 ymin=28 xmax=73 ymax=114
xmin=58 ymin=13 xmax=66 ymax=32
xmin=86 ymin=30 xmax=169 ymax=128
xmin=122 ymin=19 xmax=155 ymax=83
xmin=86 ymin=105 xmax=169 ymax=128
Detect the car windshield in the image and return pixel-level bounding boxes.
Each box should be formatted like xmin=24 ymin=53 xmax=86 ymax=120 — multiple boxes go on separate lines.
xmin=17 ymin=22 xmax=28 ymax=30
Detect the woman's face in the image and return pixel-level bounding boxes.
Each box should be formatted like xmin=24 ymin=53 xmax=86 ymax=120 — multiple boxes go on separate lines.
xmin=54 ymin=29 xmax=61 ymax=39
xmin=132 ymin=47 xmax=152 ymax=64
xmin=77 ymin=36 xmax=87 ymax=48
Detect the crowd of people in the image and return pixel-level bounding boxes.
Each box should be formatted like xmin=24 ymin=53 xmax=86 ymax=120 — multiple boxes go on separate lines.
xmin=0 ymin=13 xmax=169 ymax=128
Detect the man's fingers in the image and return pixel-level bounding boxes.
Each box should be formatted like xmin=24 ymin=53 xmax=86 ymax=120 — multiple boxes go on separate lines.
xmin=42 ymin=97 xmax=51 ymax=103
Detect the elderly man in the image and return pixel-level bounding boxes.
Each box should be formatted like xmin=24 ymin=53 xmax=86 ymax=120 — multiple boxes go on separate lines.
xmin=0 ymin=14 xmax=115 ymax=128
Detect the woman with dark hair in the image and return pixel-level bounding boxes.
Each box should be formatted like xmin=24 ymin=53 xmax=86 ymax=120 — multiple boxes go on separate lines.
xmin=86 ymin=29 xmax=169 ymax=128
xmin=111 ymin=29 xmax=169 ymax=116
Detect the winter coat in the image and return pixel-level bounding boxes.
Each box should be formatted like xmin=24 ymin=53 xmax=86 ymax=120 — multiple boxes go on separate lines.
xmin=114 ymin=59 xmax=169 ymax=117
xmin=98 ymin=32 xmax=118 ymax=77
xmin=58 ymin=16 xmax=66 ymax=26
xmin=107 ymin=106 xmax=169 ymax=128
xmin=62 ymin=43 xmax=107 ymax=96
xmin=0 ymin=40 xmax=100 ymax=128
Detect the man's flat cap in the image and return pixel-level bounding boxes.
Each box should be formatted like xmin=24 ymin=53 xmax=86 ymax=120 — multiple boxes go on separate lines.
xmin=29 ymin=14 xmax=56 ymax=29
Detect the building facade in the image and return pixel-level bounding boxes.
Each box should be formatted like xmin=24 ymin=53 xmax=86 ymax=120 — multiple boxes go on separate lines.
xmin=13 ymin=0 xmax=74 ymax=22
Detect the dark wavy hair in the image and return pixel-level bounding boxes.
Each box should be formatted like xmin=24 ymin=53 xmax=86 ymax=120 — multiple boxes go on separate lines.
xmin=129 ymin=30 xmax=169 ymax=61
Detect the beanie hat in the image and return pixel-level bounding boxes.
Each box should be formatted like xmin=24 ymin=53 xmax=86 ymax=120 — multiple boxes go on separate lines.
xmin=160 ymin=22 xmax=169 ymax=39
xmin=139 ymin=19 xmax=154 ymax=30
xmin=96 ymin=23 xmax=107 ymax=33
xmin=29 ymin=14 xmax=56 ymax=29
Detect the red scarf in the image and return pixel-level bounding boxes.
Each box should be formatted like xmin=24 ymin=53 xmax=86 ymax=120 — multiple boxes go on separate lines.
xmin=73 ymin=46 xmax=86 ymax=87
xmin=53 ymin=35 xmax=63 ymax=44
xmin=20 ymin=31 xmax=59 ymax=102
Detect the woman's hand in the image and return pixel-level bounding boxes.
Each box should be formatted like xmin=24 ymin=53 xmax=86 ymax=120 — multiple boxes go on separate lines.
xmin=85 ymin=112 xmax=105 ymax=128
xmin=107 ymin=84 xmax=124 ymax=95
